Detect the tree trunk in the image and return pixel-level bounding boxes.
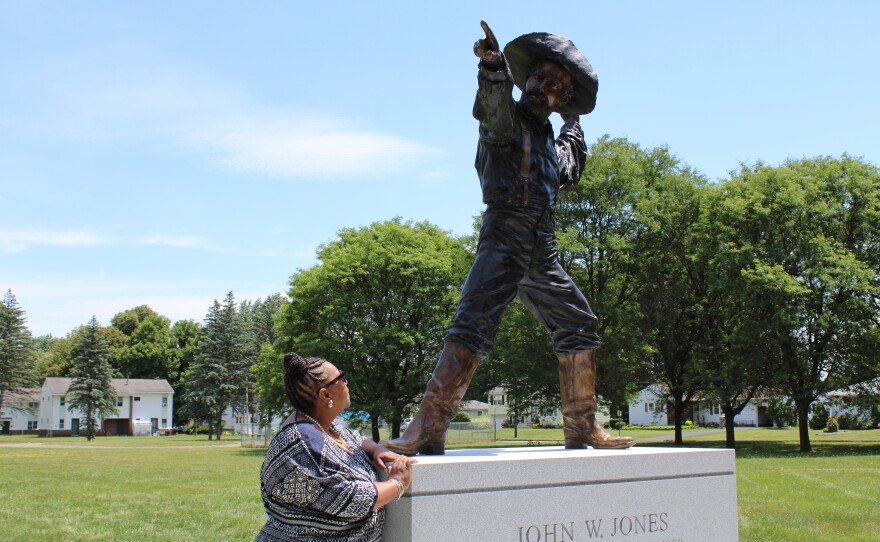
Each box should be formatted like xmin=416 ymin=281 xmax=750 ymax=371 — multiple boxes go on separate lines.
xmin=722 ymin=406 xmax=736 ymax=449
xmin=513 ymin=409 xmax=519 ymax=438
xmin=391 ymin=420 xmax=401 ymax=440
xmin=216 ymin=415 xmax=224 ymax=441
xmin=673 ymin=394 xmax=684 ymax=445
xmin=208 ymin=422 xmax=214 ymax=441
xmin=371 ymin=414 xmax=380 ymax=443
xmin=796 ymin=400 xmax=812 ymax=452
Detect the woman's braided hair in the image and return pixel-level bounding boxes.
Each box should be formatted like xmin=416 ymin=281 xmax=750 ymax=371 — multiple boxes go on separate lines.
xmin=283 ymin=352 xmax=327 ymax=411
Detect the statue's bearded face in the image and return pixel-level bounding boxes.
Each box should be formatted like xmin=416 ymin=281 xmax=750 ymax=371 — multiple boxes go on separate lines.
xmin=520 ymin=60 xmax=572 ymax=120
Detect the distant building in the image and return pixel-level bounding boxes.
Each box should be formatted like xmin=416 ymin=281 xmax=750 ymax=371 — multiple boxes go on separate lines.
xmin=486 ymin=387 xmax=610 ymax=429
xmin=38 ymin=377 xmax=174 ymax=437
xmin=628 ymin=384 xmax=771 ymax=427
xmin=460 ymin=400 xmax=490 ymax=421
xmin=1 ymin=388 xmax=41 ymax=435
xmin=221 ymin=405 xmax=286 ymax=434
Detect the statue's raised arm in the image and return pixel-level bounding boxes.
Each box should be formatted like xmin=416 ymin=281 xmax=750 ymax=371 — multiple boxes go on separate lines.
xmin=473 ymin=21 xmax=503 ymax=68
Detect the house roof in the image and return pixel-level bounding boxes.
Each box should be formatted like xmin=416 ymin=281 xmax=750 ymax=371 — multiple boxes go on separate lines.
xmin=3 ymin=388 xmax=40 ymax=402
xmin=43 ymin=378 xmax=174 ymax=395
xmin=461 ymin=400 xmax=489 ymax=410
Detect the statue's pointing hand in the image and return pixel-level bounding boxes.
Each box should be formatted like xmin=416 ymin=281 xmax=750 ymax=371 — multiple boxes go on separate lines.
xmin=474 ymin=20 xmax=503 ymax=69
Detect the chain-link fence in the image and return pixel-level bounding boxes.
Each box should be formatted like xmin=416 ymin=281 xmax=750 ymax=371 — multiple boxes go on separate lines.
xmin=445 ymin=421 xmax=495 ymax=444
xmin=240 ymin=423 xmax=273 ymax=448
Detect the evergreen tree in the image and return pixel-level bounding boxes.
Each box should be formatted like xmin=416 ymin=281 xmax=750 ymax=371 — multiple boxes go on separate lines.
xmin=239 ymin=295 xmax=285 ymax=428
xmin=169 ymin=319 xmax=201 ymax=426
xmin=67 ymin=316 xmax=118 ymax=440
xmin=184 ymin=292 xmax=247 ymax=440
xmin=0 ymin=289 xmax=37 ymax=415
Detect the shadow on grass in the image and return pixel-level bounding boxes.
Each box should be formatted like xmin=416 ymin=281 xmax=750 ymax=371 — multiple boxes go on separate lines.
xmin=649 ymin=439 xmax=880 ymax=458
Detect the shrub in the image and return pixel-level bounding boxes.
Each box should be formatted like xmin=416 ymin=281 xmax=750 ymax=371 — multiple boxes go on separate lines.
xmin=824 ymin=416 xmax=839 ymax=433
xmin=837 ymin=413 xmax=865 ymax=430
xmin=766 ymin=397 xmax=797 ymax=428
xmin=196 ymin=425 xmax=232 ymax=435
xmin=809 ymin=402 xmax=829 ymax=430
xmin=684 ymin=420 xmax=694 ymax=427
xmin=609 ymin=418 xmax=626 ymax=430
xmin=542 ymin=423 xmax=555 ymax=429
xmin=452 ymin=412 xmax=471 ymax=423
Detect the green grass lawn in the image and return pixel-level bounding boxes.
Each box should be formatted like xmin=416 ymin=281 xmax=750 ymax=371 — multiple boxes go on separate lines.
xmin=2 ymin=429 xmax=878 ymax=541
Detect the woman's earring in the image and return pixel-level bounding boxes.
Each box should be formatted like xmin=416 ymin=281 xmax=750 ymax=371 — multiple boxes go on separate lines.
xmin=328 ymin=400 xmax=334 ymax=408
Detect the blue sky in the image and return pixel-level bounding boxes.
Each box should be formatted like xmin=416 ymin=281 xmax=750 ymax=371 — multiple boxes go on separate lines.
xmin=2 ymin=1 xmax=878 ymax=337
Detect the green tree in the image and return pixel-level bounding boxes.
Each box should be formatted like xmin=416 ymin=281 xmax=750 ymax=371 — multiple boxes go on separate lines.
xmin=720 ymin=156 xmax=880 ymax=451
xmin=274 ymin=219 xmax=470 ymax=441
xmin=252 ymin=344 xmax=287 ymax=425
xmin=556 ymin=136 xmax=655 ymax=407
xmin=559 ymin=138 xmax=710 ymax=444
xmin=67 ymin=316 xmax=118 ymax=440
xmin=479 ymin=301 xmax=559 ymax=437
xmin=0 ymin=289 xmax=37 ymax=415
xmin=634 ymin=159 xmax=711 ymax=445
xmin=242 ymin=295 xmax=286 ymax=427
xmin=169 ymin=319 xmax=201 ymax=426
xmin=119 ymin=314 xmax=174 ymax=380
xmin=184 ymin=292 xmax=248 ymax=440
xmin=111 ymin=305 xmax=159 ymax=337
xmin=698 ymin=184 xmax=782 ymax=448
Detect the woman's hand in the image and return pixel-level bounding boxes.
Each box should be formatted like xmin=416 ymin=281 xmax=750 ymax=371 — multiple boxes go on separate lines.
xmin=373 ymin=448 xmax=400 ymax=473
xmin=387 ymin=454 xmax=417 ymax=490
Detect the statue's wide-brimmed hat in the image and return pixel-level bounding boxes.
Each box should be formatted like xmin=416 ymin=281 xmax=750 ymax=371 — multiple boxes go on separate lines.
xmin=503 ymin=32 xmax=598 ymax=115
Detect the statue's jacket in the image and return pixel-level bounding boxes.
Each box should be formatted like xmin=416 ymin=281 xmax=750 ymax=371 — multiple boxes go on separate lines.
xmin=473 ymin=59 xmax=586 ymax=209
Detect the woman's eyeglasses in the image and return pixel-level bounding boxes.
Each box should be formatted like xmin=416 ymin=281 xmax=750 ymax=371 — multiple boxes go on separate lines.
xmin=314 ymin=371 xmax=347 ymax=398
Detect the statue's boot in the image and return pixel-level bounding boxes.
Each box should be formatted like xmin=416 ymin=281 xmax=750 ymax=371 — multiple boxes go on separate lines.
xmin=558 ymin=350 xmax=635 ymax=449
xmin=382 ymin=341 xmax=481 ymax=456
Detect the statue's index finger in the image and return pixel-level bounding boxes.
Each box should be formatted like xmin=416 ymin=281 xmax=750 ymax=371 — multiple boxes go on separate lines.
xmin=480 ymin=20 xmax=498 ymax=47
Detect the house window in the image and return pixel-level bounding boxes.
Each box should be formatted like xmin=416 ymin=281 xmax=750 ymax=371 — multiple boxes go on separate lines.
xmin=117 ymin=399 xmax=123 ymax=407
xmin=29 ymin=402 xmax=38 ymax=409
xmin=162 ymin=397 xmax=168 ymax=407
xmin=60 ymin=397 xmax=65 ymax=406
xmin=28 ymin=421 xmax=38 ymax=430
xmin=235 ymin=416 xmax=244 ymax=424
xmin=477 ymin=411 xmax=483 ymax=416
xmin=712 ymin=404 xmax=720 ymax=415
xmin=134 ymin=397 xmax=141 ymax=402
xmin=161 ymin=418 xmax=167 ymax=427
xmin=59 ymin=419 xmax=65 ymax=429
xmin=646 ymin=402 xmax=655 ymax=413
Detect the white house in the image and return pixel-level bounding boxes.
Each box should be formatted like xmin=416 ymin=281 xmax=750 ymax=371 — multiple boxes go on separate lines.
xmin=1 ymin=388 xmax=41 ymax=435
xmin=628 ymin=384 xmax=770 ymax=427
xmin=460 ymin=400 xmax=490 ymax=421
xmin=821 ymin=378 xmax=879 ymax=424
xmin=39 ymin=378 xmax=174 ymax=437
xmin=221 ymin=404 xmax=286 ymax=434
xmin=629 ymin=385 xmax=669 ymax=425
xmin=486 ymin=387 xmax=610 ymax=429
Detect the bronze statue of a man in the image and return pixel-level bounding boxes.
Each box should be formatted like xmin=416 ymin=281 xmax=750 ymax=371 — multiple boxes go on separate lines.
xmin=383 ymin=22 xmax=634 ymax=455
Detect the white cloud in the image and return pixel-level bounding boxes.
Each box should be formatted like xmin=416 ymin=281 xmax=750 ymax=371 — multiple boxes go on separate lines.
xmin=183 ymin=114 xmax=431 ymax=178
xmin=139 ymin=235 xmax=203 ymax=249
xmin=8 ymin=47 xmax=433 ymax=180
xmin=0 ymin=229 xmax=110 ymax=253
xmin=139 ymin=235 xmax=244 ymax=255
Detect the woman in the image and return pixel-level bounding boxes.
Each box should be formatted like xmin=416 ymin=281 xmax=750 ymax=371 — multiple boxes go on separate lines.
xmin=255 ymin=352 xmax=416 ymax=542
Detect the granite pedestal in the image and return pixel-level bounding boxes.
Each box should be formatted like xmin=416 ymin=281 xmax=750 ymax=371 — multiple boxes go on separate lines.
xmin=382 ymin=446 xmax=737 ymax=542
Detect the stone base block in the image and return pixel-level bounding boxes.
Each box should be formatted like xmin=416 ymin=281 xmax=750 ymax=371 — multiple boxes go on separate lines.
xmin=382 ymin=446 xmax=737 ymax=542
